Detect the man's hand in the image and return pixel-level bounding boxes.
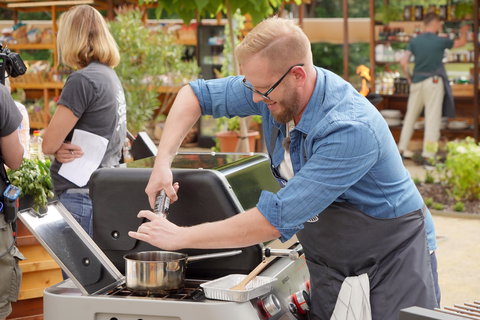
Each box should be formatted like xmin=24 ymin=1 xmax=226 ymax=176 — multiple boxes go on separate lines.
xmin=54 ymin=143 xmax=83 ymax=163
xmin=145 ymin=165 xmax=179 ymax=209
xmin=128 ymin=210 xmax=185 ymax=250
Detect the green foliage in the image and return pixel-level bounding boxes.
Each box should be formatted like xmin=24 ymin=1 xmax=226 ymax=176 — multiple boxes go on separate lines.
xmin=432 ymin=202 xmax=444 ymax=210
xmin=142 ymin=0 xmax=298 ymax=25
xmin=108 ymin=9 xmax=199 ymax=134
xmin=434 ymin=137 xmax=480 ymax=201
xmin=7 ymin=159 xmax=54 ymax=211
xmin=311 ymin=42 xmax=370 ymax=79
xmin=413 ymin=177 xmax=421 ymax=185
xmin=375 ymin=4 xmax=403 ymax=24
xmin=424 ymin=171 xmax=435 ymax=184
xmin=17 ymin=50 xmax=52 ymax=61
xmin=424 ymin=197 xmax=433 ymax=207
xmin=221 ymin=9 xmax=244 ymax=78
xmin=455 ymin=0 xmax=473 ymax=19
xmin=453 ymin=201 xmax=465 ymax=212
xmin=216 ymin=115 xmax=262 ymax=132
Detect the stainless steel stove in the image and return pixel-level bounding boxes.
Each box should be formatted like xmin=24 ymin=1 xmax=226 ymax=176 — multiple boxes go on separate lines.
xmin=42 ymin=243 xmax=309 ymax=320
xmin=19 ymin=153 xmax=311 ymax=320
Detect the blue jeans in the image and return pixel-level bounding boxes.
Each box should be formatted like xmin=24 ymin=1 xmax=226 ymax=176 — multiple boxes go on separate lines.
xmin=58 ymin=190 xmax=93 ymax=237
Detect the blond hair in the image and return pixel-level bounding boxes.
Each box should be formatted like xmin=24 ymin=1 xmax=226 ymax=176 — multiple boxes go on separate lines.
xmin=235 ymin=17 xmax=312 ymax=72
xmin=57 ymin=5 xmax=120 ymax=69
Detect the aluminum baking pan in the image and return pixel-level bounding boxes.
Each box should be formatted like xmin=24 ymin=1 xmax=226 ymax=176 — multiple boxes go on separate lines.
xmin=200 ymin=274 xmax=277 ymax=302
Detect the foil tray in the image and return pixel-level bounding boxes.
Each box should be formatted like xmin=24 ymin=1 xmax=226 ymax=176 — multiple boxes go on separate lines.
xmin=200 ymin=274 xmax=276 ymax=302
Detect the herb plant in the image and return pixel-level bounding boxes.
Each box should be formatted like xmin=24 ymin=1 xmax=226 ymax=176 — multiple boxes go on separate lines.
xmin=424 ymin=197 xmax=433 ymax=208
xmin=453 ymin=201 xmax=465 ymax=212
xmin=434 ymin=137 xmax=480 ymax=201
xmin=7 ymin=158 xmax=54 ymax=211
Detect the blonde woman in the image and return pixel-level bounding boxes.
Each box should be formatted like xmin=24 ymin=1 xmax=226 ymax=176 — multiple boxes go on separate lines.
xmin=43 ymin=5 xmax=127 ymax=236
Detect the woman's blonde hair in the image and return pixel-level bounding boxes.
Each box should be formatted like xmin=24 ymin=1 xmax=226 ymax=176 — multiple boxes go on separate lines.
xmin=57 ymin=5 xmax=120 ymax=69
xmin=235 ymin=17 xmax=312 ymax=72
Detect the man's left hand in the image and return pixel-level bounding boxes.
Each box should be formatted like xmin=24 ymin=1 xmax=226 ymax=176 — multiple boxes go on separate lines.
xmin=128 ymin=210 xmax=185 ymax=250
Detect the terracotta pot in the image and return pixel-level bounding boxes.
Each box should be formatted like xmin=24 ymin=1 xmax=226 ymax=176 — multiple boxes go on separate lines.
xmin=215 ymin=131 xmax=259 ymax=152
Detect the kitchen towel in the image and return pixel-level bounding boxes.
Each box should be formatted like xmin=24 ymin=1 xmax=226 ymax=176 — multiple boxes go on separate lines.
xmin=330 ymin=273 xmax=371 ymax=320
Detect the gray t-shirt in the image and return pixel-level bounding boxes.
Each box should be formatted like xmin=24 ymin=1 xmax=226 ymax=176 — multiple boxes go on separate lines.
xmin=0 ymin=84 xmax=22 ymax=138
xmin=51 ymin=62 xmax=127 ymax=193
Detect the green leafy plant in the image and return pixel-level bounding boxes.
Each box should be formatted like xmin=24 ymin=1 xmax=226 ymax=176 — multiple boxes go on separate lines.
xmin=108 ymin=8 xmax=199 ymax=134
xmin=412 ymin=177 xmax=421 ymax=185
xmin=144 ymin=0 xmax=297 ymax=26
xmin=7 ymin=159 xmax=54 ymax=211
xmin=434 ymin=137 xmax=480 ymax=201
xmin=453 ymin=201 xmax=465 ymax=212
xmin=432 ymin=202 xmax=444 ymax=210
xmin=424 ymin=197 xmax=433 ymax=208
xmin=374 ymin=4 xmax=403 ymax=24
xmin=455 ymin=0 xmax=473 ymax=20
xmin=424 ymin=171 xmax=435 ymax=184
xmin=215 ymin=115 xmax=262 ymax=132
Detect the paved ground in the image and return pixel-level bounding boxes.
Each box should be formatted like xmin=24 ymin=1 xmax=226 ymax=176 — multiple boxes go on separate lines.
xmin=405 ymin=160 xmax=480 ymax=307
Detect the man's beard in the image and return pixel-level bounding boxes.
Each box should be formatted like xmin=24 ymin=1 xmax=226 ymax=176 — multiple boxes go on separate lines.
xmin=271 ymin=91 xmax=301 ymax=124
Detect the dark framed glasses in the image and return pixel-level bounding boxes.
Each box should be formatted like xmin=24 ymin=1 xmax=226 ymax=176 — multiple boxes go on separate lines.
xmin=242 ymin=63 xmax=304 ymax=101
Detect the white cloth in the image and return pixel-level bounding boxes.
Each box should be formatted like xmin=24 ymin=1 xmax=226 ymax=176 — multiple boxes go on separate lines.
xmin=278 ymin=120 xmax=295 ymax=180
xmin=331 ymin=273 xmax=372 ymax=320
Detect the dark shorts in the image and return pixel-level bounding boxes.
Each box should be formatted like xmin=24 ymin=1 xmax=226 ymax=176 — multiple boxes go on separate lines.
xmin=0 ymin=216 xmax=24 ymax=319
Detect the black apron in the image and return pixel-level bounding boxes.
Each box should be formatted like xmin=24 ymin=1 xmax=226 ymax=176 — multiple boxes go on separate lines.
xmin=268 ymin=127 xmax=437 ymax=320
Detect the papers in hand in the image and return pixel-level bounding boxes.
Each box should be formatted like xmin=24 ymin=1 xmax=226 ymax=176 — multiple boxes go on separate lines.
xmin=58 ymin=129 xmax=108 ymax=187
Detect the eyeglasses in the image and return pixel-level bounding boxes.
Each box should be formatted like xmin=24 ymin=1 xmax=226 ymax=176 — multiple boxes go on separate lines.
xmin=242 ymin=63 xmax=304 ymax=101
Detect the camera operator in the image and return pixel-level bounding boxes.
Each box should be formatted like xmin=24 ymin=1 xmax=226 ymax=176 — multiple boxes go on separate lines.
xmin=0 ymin=82 xmax=24 ymax=320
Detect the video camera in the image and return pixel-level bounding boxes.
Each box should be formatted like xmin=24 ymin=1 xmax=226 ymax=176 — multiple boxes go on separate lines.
xmin=0 ymin=44 xmax=27 ymax=85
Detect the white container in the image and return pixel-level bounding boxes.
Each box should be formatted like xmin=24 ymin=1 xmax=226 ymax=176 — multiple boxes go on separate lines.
xmin=200 ymin=274 xmax=277 ymax=302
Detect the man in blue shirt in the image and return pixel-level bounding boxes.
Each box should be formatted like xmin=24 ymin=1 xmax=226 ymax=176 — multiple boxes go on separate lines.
xmin=129 ymin=17 xmax=438 ymax=319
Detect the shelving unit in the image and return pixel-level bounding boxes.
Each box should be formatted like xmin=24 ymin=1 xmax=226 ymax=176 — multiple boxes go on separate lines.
xmin=197 ymin=24 xmax=225 ymax=79
xmin=1 ymin=1 xmax=73 ymax=129
xmin=368 ymin=0 xmax=480 ymax=142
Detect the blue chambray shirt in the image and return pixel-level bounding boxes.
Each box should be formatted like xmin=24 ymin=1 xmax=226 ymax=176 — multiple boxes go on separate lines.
xmin=189 ymin=67 xmax=436 ymax=251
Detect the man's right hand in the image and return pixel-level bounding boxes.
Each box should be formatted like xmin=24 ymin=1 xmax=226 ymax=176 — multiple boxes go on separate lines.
xmin=145 ymin=165 xmax=179 ymax=209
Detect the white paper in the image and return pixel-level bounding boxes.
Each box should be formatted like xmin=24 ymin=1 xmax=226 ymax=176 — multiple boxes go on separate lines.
xmin=58 ymin=129 xmax=108 ymax=187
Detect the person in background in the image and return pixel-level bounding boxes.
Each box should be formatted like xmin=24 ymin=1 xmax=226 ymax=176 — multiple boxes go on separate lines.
xmin=129 ymin=17 xmax=439 ymax=319
xmin=0 ymin=83 xmax=24 ymax=320
xmin=398 ymin=12 xmax=469 ymax=161
xmin=4 ymin=77 xmax=29 ymax=158
xmin=42 ymin=5 xmax=127 ymax=237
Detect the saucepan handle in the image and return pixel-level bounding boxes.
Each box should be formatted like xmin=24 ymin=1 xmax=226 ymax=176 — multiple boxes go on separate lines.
xmin=187 ymin=250 xmax=243 ymax=262
xmin=264 ymin=246 xmax=302 ymax=260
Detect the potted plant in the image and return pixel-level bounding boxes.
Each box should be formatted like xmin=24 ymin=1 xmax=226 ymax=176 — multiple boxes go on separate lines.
xmin=214 ymin=116 xmax=261 ymax=152
xmin=7 ymin=158 xmax=54 ymax=211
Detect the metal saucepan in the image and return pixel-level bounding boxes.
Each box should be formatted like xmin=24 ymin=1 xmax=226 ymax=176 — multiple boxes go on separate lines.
xmin=124 ymin=250 xmax=242 ymax=293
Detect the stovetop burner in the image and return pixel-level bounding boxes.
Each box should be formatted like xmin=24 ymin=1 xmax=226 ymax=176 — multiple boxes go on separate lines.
xmin=106 ymin=279 xmax=207 ymax=301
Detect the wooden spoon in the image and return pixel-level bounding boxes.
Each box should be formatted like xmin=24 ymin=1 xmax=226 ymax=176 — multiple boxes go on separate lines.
xmin=230 ymin=258 xmax=272 ymax=291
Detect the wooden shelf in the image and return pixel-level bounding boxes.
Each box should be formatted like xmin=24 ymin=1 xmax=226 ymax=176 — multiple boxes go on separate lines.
xmin=10 ymin=82 xmax=64 ymax=90
xmin=175 ymin=39 xmax=197 ymax=46
xmin=7 ymin=43 xmax=55 ymax=50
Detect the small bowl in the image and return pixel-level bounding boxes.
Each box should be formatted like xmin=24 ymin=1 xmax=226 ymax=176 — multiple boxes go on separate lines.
xmin=380 ymin=109 xmax=402 ymax=119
